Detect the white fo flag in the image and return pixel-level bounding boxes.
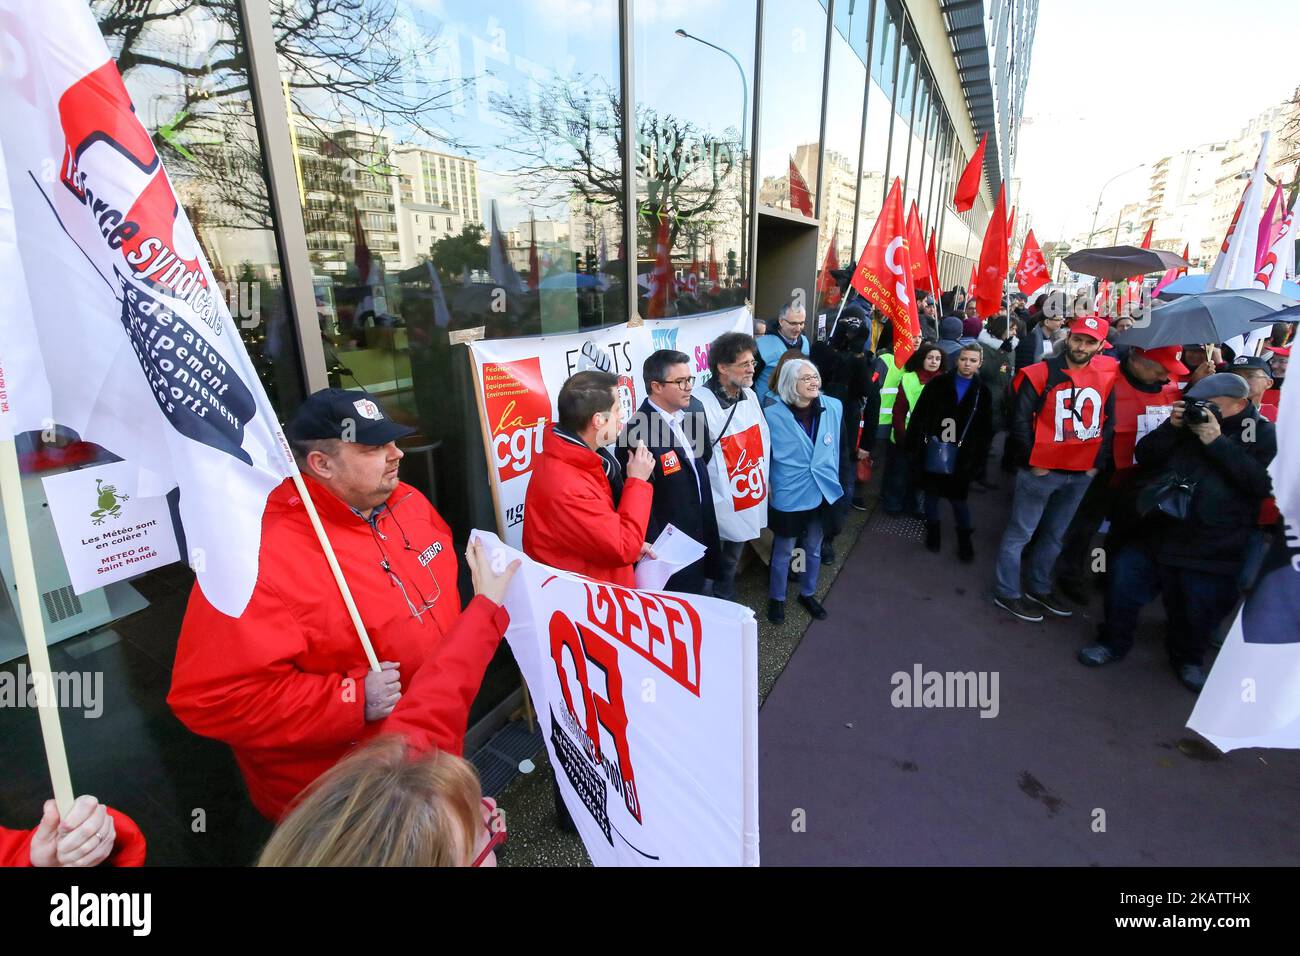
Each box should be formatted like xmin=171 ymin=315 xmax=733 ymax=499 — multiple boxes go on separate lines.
xmin=0 ymin=0 xmax=294 ymax=617
xmin=1188 ymin=363 xmax=1300 ymax=751
xmin=1208 ymin=132 xmax=1271 ymax=291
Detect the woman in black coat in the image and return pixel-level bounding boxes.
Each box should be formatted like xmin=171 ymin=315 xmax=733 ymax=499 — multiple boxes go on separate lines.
xmin=904 ymin=343 xmax=994 ymax=562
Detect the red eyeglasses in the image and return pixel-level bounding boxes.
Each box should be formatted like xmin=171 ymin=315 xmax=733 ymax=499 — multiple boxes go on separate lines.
xmin=471 ymin=798 xmax=508 ymax=867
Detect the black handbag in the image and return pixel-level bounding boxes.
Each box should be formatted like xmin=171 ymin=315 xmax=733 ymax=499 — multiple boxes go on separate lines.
xmin=923 ymin=386 xmax=979 ymax=476
xmin=1136 ymin=473 xmax=1197 ymax=521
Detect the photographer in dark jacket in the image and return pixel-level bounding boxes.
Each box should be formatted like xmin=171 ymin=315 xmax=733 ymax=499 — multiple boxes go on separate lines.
xmin=1077 ymin=374 xmax=1276 ymax=692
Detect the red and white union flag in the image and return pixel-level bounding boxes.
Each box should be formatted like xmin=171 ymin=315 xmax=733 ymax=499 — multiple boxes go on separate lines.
xmin=0 ymin=0 xmax=294 ymax=616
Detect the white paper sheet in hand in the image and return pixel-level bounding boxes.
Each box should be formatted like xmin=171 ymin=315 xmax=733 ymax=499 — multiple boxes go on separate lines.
xmin=635 ymin=524 xmax=707 ymax=591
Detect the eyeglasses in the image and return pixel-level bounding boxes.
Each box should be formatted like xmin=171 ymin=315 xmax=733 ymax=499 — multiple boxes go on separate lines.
xmin=796 ymin=375 xmax=821 ymax=384
xmin=657 ymin=377 xmax=694 ymax=390
xmin=471 ymin=798 xmax=508 ymax=867
xmin=368 ymin=508 xmax=441 ymax=623
xmin=728 ymin=359 xmax=757 ymax=369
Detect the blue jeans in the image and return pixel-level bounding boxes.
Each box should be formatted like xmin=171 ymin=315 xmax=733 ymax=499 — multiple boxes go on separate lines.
xmin=1101 ymin=540 xmax=1239 ymax=666
xmin=711 ymin=539 xmax=746 ymax=601
xmin=770 ymin=517 xmax=825 ymax=602
xmin=924 ymin=492 xmax=972 ymax=529
xmin=994 ymin=469 xmax=1092 ymax=600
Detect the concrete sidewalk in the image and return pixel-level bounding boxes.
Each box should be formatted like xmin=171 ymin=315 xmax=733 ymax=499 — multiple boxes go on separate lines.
xmin=758 ymin=473 xmax=1300 ymax=865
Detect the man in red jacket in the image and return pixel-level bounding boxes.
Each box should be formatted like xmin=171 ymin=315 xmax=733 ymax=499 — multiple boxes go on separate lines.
xmin=523 ymin=370 xmax=656 ymax=585
xmin=994 ymin=316 xmax=1117 ymax=622
xmin=168 ymin=388 xmax=513 ymax=821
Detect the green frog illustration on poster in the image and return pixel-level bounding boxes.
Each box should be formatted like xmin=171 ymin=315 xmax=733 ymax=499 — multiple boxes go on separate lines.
xmin=90 ymin=479 xmax=129 ymax=525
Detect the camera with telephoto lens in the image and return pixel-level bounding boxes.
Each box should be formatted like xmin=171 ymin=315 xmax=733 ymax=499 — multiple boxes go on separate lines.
xmin=1183 ymin=399 xmax=1220 ymax=426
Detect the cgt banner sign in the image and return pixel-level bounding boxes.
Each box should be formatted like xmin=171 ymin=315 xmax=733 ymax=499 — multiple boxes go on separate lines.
xmin=467 ymin=308 xmax=750 ymax=547
xmin=474 ymin=529 xmax=759 ymax=866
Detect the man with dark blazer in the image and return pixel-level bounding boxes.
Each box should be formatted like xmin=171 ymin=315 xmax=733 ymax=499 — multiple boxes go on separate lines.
xmin=618 ymin=349 xmax=722 ymax=594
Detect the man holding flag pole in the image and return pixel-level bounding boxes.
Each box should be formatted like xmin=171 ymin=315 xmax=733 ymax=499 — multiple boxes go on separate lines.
xmin=0 ymin=0 xmax=518 ymax=827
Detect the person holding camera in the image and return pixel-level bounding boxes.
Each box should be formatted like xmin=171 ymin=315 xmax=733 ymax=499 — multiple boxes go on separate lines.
xmin=1076 ymin=374 xmax=1276 ymax=692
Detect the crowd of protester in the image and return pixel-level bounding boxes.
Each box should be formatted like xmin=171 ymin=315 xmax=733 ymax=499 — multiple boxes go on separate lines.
xmin=4 ymin=280 xmax=1291 ymax=868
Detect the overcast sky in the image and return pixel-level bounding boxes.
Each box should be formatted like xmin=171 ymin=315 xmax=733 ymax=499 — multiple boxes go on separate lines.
xmin=1015 ymin=0 xmax=1299 ymax=244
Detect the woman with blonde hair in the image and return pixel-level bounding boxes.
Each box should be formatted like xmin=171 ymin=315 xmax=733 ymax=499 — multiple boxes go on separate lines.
xmin=258 ymin=734 xmax=505 ymax=867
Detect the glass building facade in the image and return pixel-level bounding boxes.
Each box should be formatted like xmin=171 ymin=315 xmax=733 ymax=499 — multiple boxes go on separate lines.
xmin=3 ymin=0 xmax=1035 ymax=730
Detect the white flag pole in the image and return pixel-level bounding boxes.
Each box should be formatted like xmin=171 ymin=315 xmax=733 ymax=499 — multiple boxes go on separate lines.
xmin=0 ymin=438 xmax=74 ymax=814
xmin=283 ymin=458 xmax=381 ymax=673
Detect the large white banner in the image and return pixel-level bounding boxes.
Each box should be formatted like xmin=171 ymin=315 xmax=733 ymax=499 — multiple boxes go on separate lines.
xmin=1189 ymin=363 xmax=1300 ymax=751
xmin=474 ymin=529 xmax=759 ymax=866
xmin=468 ymin=308 xmax=750 ymax=547
xmin=0 ymin=0 xmax=293 ymax=616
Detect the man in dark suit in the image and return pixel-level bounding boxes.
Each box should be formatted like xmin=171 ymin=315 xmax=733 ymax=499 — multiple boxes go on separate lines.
xmin=618 ymin=349 xmax=721 ymax=594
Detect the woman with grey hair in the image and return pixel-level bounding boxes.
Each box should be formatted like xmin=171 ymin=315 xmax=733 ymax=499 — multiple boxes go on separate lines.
xmin=761 ymin=359 xmax=844 ymax=624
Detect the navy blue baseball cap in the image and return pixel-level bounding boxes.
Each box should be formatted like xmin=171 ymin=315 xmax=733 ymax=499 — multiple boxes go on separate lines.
xmin=286 ymin=388 xmax=416 ymax=445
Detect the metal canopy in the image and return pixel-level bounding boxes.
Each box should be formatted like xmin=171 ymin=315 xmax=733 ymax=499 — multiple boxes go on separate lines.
xmin=940 ymin=0 xmax=1002 ymax=197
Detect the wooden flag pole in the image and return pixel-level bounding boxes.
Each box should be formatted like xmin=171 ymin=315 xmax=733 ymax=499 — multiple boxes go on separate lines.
xmin=0 ymin=437 xmax=75 ymax=814
xmin=288 ymin=467 xmax=381 ymax=672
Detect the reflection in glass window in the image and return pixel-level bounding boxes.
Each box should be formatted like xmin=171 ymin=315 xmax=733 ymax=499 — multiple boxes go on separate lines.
xmin=756 ymin=0 xmax=827 ymax=219
xmin=276 ymin=0 xmax=626 ymax=559
xmin=815 ymin=21 xmax=866 ymax=312
xmin=93 ymin=0 xmax=304 ymax=418
xmin=635 ymin=0 xmax=756 ymax=318
xmin=858 ymin=70 xmax=891 ymax=265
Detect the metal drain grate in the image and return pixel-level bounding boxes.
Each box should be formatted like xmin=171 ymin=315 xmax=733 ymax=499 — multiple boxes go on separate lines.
xmin=42 ymin=586 xmax=83 ymax=623
xmin=866 ymin=512 xmax=927 ymax=541
xmin=470 ymin=721 xmax=546 ymax=797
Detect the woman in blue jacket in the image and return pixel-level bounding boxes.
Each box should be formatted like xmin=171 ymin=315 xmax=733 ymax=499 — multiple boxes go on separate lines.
xmin=763 ymin=359 xmax=843 ymax=624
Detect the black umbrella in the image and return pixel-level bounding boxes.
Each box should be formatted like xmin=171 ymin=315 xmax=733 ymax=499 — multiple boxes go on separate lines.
xmin=1114 ymin=289 xmax=1300 ymax=349
xmin=1064 ymin=245 xmax=1189 ymax=280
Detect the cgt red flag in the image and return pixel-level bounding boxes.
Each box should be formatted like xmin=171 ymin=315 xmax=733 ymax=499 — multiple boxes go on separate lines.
xmin=954 ymin=133 xmax=988 ymax=213
xmin=1015 ymin=229 xmax=1049 ymax=296
xmin=851 ymin=178 xmax=921 ymax=365
xmin=790 ymin=157 xmax=814 ymax=217
xmin=974 ymin=184 xmax=1009 ymax=318
xmin=906 ymin=202 xmax=929 ymax=284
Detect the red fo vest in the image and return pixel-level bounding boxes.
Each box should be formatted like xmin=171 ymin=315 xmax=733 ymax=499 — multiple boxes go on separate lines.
xmin=1022 ymin=360 xmax=1118 ymax=471
xmin=1111 ymin=375 xmax=1181 ymax=470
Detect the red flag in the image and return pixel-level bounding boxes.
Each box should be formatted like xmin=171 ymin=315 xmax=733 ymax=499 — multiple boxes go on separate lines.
xmin=1153 ymin=241 xmax=1191 ymax=298
xmin=1015 ymin=229 xmax=1049 ymax=296
xmin=974 ymin=184 xmax=1009 ymax=318
xmin=646 ymin=211 xmax=673 ymax=319
xmin=968 ymin=263 xmax=977 ymax=297
xmin=789 ymin=158 xmax=814 ymax=217
xmin=1095 ymin=279 xmax=1112 ymax=315
xmin=953 ymin=133 xmax=988 ymax=213
xmin=850 ymin=178 xmax=921 ymax=365
xmin=1139 ymin=222 xmax=1153 ymax=249
xmin=906 ymin=202 xmax=929 ymax=283
xmin=817 ymin=226 xmax=841 ymax=307
xmin=708 ymin=241 xmax=720 ymax=286
xmin=1006 ymin=206 xmax=1016 ymax=246
xmin=927 ymin=229 xmax=941 ymax=300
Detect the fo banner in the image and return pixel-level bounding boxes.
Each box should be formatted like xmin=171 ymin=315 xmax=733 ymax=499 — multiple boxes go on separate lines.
xmin=468 ymin=308 xmax=750 ymax=547
xmin=474 ymin=529 xmax=759 ymax=866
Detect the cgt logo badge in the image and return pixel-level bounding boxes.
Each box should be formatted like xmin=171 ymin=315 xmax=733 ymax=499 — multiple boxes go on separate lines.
xmin=482 ymin=358 xmax=551 ymax=482
xmin=720 ymin=425 xmax=766 ymax=511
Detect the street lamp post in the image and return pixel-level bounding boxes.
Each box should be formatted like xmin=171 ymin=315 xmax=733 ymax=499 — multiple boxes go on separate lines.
xmin=1086 ymin=163 xmax=1146 ymax=248
xmin=675 ymin=28 xmax=748 ymax=284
